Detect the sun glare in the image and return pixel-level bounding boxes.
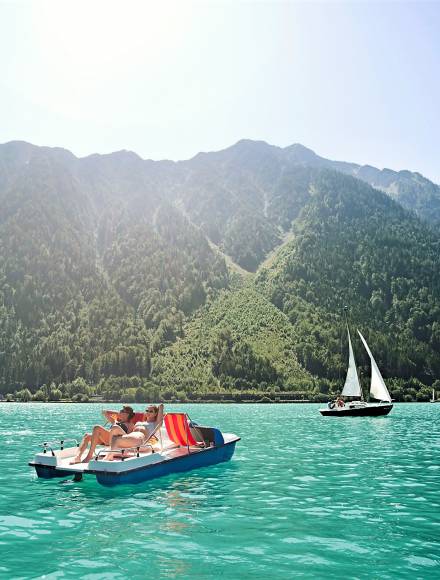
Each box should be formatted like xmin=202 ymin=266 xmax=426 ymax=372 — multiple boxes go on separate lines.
xmin=26 ymin=0 xmax=190 ymax=121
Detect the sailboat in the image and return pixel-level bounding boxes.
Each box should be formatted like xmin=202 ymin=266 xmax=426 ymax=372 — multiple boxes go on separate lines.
xmin=430 ymin=388 xmax=439 ymax=403
xmin=319 ymin=328 xmax=393 ymax=417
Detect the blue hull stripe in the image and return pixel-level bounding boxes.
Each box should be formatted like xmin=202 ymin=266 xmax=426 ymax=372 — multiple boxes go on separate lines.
xmin=96 ymin=441 xmax=237 ymax=487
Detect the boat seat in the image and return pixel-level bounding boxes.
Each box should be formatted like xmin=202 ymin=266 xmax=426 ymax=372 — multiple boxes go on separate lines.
xmin=106 ymin=410 xmax=144 ymax=425
xmin=164 ymin=413 xmax=204 ymax=447
xmin=131 ymin=412 xmax=145 ymax=424
xmin=189 ymin=425 xmax=219 ymax=445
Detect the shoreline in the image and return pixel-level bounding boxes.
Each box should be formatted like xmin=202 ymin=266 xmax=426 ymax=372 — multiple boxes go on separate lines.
xmin=0 ymin=399 xmax=429 ymax=404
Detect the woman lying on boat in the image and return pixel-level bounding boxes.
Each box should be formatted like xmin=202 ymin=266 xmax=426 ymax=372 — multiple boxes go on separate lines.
xmin=69 ymin=406 xmax=135 ymax=464
xmin=104 ymin=404 xmax=164 ymax=461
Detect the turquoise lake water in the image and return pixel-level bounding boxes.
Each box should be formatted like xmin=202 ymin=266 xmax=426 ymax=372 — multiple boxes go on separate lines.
xmin=0 ymin=402 xmax=439 ymax=579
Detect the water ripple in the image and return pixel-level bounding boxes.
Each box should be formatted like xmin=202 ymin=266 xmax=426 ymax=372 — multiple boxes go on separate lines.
xmin=0 ymin=402 xmax=440 ymax=578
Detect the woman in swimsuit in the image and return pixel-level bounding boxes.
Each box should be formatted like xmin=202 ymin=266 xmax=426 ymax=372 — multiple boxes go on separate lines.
xmin=104 ymin=404 xmax=164 ymax=460
xmin=70 ymin=406 xmax=135 ymax=464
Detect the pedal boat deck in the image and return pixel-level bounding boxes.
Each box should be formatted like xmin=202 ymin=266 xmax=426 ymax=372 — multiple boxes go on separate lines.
xmin=29 ymin=418 xmax=240 ymax=487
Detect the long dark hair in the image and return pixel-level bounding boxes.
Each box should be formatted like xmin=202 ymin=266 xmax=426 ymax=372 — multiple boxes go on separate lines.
xmin=121 ymin=406 xmax=135 ymax=420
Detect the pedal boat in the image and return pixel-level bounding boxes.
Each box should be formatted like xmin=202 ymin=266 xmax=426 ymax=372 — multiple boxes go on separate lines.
xmin=29 ymin=413 xmax=240 ymax=487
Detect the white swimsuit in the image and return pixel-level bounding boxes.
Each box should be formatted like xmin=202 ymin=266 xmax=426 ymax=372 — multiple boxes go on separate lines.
xmin=134 ymin=420 xmax=158 ymax=439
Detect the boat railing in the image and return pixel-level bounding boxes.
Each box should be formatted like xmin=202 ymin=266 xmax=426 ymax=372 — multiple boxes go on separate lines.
xmin=94 ymin=444 xmax=155 ymax=461
xmin=40 ymin=438 xmax=79 ymax=455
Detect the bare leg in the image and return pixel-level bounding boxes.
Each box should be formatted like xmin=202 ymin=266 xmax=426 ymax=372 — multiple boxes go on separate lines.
xmin=82 ymin=425 xmax=111 ymax=462
xmin=84 ymin=424 xmax=126 ymax=462
xmin=104 ymin=432 xmax=146 ymax=461
xmin=109 ymin=432 xmax=120 ymax=450
xmin=104 ymin=433 xmax=121 ymax=461
xmin=105 ymin=427 xmax=129 ymax=456
xmin=70 ymin=433 xmax=92 ymax=464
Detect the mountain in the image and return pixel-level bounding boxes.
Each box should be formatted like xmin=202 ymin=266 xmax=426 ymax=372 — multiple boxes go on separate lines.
xmin=284 ymin=143 xmax=440 ymax=226
xmin=0 ymin=142 xmax=229 ymax=394
xmin=255 ymin=170 xmax=440 ymax=385
xmin=151 ymin=284 xmax=314 ymax=396
xmin=1 ymin=139 xmax=439 ymax=402
xmin=171 ymin=139 xmax=440 ymax=271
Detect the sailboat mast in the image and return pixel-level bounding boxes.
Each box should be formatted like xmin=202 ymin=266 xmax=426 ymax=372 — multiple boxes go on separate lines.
xmin=345 ymin=307 xmax=364 ymax=401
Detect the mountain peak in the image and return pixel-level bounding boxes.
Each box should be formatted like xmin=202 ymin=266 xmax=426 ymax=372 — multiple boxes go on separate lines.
xmin=285 ymin=142 xmax=316 ymax=154
xmin=1 ymin=140 xmax=75 ymax=158
xmin=0 ymin=141 xmax=77 ymax=172
xmin=189 ymin=139 xmax=280 ymax=165
xmin=84 ymin=149 xmax=142 ymax=162
xmin=283 ymin=143 xmax=320 ymax=164
xmin=233 ymin=138 xmax=274 ymax=150
xmin=214 ymin=138 xmax=280 ymax=157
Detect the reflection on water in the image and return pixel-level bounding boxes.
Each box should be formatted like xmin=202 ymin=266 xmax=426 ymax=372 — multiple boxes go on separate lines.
xmin=0 ymin=403 xmax=440 ymax=578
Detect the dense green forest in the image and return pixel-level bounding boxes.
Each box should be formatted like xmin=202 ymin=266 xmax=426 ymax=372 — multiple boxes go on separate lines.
xmin=256 ymin=170 xmax=440 ymax=388
xmin=1 ymin=140 xmax=440 ymax=403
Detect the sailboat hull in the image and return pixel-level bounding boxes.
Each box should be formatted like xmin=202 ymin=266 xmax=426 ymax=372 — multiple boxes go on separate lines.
xmin=320 ymin=403 xmax=393 ymax=417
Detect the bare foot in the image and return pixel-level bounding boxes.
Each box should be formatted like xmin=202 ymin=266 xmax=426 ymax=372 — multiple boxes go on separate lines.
xmin=138 ymin=446 xmax=153 ymax=454
xmin=69 ymin=456 xmax=83 ymax=465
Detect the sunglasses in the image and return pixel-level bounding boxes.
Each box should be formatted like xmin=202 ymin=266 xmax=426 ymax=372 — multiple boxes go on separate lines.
xmin=146 ymin=409 xmax=156 ymax=414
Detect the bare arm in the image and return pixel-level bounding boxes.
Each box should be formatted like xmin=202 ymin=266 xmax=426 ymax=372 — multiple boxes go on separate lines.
xmin=131 ymin=425 xmax=149 ymax=439
xmin=157 ymin=403 xmax=164 ymax=425
xmin=102 ymin=409 xmax=118 ymax=424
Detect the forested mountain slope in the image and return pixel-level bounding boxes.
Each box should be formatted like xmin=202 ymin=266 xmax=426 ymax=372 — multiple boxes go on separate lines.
xmin=0 ymin=143 xmax=229 ymax=392
xmin=282 ymin=142 xmax=440 ymax=226
xmin=151 ymin=284 xmax=314 ymax=397
xmin=173 ymin=139 xmax=440 ymax=271
xmin=256 ymin=170 xmax=440 ymax=385
xmin=152 ymin=167 xmax=440 ymax=401
xmin=1 ymin=140 xmax=439 ymax=401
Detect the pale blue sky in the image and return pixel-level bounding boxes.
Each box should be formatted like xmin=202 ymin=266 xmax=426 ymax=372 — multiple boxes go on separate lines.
xmin=1 ymin=0 xmax=439 ymax=182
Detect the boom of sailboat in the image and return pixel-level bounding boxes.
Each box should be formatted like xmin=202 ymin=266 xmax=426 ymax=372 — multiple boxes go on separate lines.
xmin=319 ymin=328 xmax=393 ymax=417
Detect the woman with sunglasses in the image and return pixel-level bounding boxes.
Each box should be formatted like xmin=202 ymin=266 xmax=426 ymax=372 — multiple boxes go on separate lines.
xmin=104 ymin=403 xmax=164 ymax=460
xmin=69 ymin=406 xmax=135 ymax=464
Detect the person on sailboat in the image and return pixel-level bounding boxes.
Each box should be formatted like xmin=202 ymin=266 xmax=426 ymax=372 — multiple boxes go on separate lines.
xmin=336 ymin=396 xmax=345 ymax=408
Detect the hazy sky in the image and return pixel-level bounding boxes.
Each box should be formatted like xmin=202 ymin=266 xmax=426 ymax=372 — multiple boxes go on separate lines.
xmin=1 ymin=0 xmax=439 ymax=182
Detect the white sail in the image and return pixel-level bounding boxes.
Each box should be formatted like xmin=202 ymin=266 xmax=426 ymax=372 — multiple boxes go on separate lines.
xmin=357 ymin=330 xmax=392 ymax=403
xmin=341 ymin=328 xmax=362 ymax=398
